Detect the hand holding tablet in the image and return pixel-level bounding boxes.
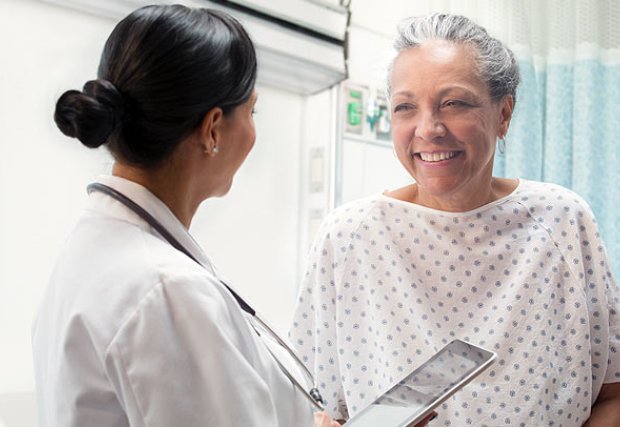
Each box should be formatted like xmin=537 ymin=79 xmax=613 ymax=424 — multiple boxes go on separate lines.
xmin=345 ymin=339 xmax=496 ymax=427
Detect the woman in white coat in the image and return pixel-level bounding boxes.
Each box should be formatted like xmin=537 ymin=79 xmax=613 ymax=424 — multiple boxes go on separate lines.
xmin=32 ymin=5 xmax=340 ymax=426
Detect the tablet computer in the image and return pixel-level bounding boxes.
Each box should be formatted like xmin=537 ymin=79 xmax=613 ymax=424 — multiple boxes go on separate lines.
xmin=345 ymin=339 xmax=496 ymax=427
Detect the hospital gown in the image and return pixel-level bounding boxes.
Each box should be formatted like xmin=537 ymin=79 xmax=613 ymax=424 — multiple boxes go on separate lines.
xmin=290 ymin=179 xmax=620 ymax=426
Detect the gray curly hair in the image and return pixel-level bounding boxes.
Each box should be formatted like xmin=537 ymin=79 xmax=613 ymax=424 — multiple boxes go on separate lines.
xmin=387 ymin=13 xmax=520 ymax=103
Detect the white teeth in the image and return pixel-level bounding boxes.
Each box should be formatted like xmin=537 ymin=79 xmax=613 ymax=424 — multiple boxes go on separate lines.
xmin=418 ymin=151 xmax=458 ymax=162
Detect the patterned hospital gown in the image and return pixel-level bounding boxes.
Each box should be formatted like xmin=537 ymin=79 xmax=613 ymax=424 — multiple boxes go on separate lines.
xmin=290 ymin=180 xmax=620 ymax=426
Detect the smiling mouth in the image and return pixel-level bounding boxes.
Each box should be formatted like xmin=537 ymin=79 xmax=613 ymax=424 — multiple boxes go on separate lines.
xmin=414 ymin=151 xmax=462 ymax=162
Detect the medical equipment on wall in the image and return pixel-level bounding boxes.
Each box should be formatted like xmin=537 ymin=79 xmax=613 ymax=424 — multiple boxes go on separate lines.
xmin=86 ymin=183 xmax=325 ymax=411
xmin=342 ymin=82 xmax=391 ymax=141
xmin=334 ymin=81 xmax=410 ymax=206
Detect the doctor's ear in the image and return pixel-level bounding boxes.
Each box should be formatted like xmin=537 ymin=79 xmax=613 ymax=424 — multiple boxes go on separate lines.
xmin=198 ymin=107 xmax=224 ymax=156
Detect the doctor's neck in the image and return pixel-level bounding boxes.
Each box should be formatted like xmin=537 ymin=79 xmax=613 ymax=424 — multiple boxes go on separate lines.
xmin=112 ymin=160 xmax=198 ymax=229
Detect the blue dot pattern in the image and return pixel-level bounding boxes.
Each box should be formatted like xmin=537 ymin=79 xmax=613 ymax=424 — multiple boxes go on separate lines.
xmin=290 ymin=180 xmax=620 ymax=426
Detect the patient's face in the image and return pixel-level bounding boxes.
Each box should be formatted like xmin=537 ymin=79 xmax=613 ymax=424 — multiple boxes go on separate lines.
xmin=390 ymin=40 xmax=510 ymax=210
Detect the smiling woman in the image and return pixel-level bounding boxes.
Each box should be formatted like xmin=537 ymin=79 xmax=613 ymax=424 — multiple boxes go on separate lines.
xmin=389 ymin=39 xmax=515 ymax=212
xmin=290 ymin=12 xmax=620 ymax=427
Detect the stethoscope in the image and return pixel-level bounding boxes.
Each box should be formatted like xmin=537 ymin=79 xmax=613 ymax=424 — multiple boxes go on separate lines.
xmin=87 ymin=182 xmax=325 ymax=411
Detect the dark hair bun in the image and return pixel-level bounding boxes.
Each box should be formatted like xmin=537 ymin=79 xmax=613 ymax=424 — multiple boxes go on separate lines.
xmin=54 ymin=79 xmax=128 ymax=148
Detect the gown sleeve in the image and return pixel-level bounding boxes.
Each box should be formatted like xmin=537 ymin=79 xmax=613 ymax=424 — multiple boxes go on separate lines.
xmin=539 ymin=186 xmax=620 ymax=394
xmin=290 ymin=203 xmax=369 ymax=421
xmin=103 ymin=270 xmax=280 ymax=427
xmin=572 ymin=200 xmax=620 ymax=387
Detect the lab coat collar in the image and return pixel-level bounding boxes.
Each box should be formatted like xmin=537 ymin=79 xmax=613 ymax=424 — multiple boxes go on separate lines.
xmin=90 ymin=175 xmax=218 ymax=276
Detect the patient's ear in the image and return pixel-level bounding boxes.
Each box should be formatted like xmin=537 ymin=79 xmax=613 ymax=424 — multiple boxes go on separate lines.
xmin=498 ymin=95 xmax=514 ymax=138
xmin=197 ymin=107 xmax=224 ymax=156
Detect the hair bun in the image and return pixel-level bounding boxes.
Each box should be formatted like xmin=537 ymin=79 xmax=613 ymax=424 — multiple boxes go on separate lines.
xmin=54 ymin=79 xmax=129 ymax=148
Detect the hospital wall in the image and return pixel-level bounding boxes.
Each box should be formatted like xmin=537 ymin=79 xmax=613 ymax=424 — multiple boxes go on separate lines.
xmin=0 ymin=0 xmax=426 ymax=424
xmin=0 ymin=3 xmax=117 ymax=422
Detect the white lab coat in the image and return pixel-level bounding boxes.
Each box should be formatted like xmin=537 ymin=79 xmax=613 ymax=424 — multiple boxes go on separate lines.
xmin=32 ymin=175 xmax=313 ymax=426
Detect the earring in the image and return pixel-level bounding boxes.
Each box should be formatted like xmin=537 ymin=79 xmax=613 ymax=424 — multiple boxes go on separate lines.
xmin=497 ymin=137 xmax=506 ymax=154
xmin=204 ymin=145 xmax=219 ymax=155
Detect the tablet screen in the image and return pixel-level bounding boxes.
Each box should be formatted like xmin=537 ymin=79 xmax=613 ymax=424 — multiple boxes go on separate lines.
xmin=346 ymin=340 xmax=494 ymax=427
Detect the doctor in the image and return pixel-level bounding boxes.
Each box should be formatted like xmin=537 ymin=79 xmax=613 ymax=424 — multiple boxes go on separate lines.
xmin=32 ymin=5 xmax=339 ymax=426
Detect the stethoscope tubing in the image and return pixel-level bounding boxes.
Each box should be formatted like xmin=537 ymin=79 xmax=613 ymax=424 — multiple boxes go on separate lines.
xmin=87 ymin=182 xmax=324 ymax=410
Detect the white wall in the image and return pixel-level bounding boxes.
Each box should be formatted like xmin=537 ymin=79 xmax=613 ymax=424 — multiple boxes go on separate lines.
xmin=347 ymin=0 xmax=429 ymax=86
xmin=191 ymin=85 xmax=304 ymax=334
xmin=0 ymin=1 xmax=115 ymax=423
xmin=0 ymin=0 xmax=308 ymax=424
xmin=0 ymin=0 xmax=116 ymax=394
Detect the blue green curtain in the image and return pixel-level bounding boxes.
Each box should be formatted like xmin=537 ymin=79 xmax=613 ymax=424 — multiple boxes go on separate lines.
xmin=494 ymin=59 xmax=620 ymax=279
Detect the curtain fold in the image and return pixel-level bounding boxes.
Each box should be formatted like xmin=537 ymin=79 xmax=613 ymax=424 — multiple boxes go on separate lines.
xmin=489 ymin=1 xmax=619 ymax=279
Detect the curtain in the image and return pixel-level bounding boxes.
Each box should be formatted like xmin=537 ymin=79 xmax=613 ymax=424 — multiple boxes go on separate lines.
xmin=410 ymin=0 xmax=620 ymax=279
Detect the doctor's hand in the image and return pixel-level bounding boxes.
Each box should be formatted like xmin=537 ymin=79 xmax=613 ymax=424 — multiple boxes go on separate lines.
xmin=314 ymin=411 xmax=341 ymax=427
xmin=414 ymin=411 xmax=438 ymax=426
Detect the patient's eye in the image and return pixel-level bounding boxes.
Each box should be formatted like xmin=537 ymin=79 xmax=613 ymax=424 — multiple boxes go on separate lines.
xmin=443 ymin=99 xmax=469 ymax=108
xmin=393 ymin=103 xmax=416 ymax=114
